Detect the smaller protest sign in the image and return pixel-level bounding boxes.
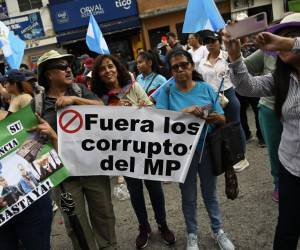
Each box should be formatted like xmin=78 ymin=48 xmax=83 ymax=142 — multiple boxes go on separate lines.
xmin=0 ymin=105 xmax=69 ymax=227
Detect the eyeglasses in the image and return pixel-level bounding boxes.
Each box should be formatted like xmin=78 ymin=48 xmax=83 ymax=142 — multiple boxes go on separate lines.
xmin=46 ymin=63 xmax=71 ymax=71
xmin=171 ymin=62 xmax=191 ymax=72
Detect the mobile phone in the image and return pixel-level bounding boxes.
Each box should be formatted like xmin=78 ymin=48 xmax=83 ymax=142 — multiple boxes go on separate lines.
xmin=225 ymin=12 xmax=268 ymax=39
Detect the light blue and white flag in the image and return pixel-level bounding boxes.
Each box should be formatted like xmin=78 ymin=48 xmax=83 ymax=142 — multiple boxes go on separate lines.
xmin=0 ymin=21 xmax=26 ymax=69
xmin=86 ymin=14 xmax=110 ymax=55
xmin=182 ymin=0 xmax=225 ymax=33
xmin=150 ymin=77 xmax=175 ymax=100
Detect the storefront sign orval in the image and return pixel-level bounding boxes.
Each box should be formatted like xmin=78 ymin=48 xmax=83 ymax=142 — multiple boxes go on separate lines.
xmin=50 ymin=0 xmax=138 ymax=32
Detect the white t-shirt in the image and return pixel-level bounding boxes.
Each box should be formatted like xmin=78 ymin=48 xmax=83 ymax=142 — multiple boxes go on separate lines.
xmin=188 ymin=46 xmax=208 ymax=72
xmin=198 ymin=50 xmax=233 ymax=92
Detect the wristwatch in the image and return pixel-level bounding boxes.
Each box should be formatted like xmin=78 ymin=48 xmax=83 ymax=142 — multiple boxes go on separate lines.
xmin=291 ymin=37 xmax=300 ymax=54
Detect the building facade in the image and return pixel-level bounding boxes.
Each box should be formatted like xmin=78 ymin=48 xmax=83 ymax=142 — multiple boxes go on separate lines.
xmin=0 ymin=0 xmax=60 ymax=70
xmin=0 ymin=0 xmax=287 ymax=70
xmin=230 ymin=0 xmax=285 ymax=22
xmin=48 ymin=0 xmax=141 ymax=61
xmin=137 ymin=0 xmax=231 ymax=50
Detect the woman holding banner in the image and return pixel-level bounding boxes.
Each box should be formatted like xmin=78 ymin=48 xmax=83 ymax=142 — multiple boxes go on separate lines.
xmin=92 ymin=54 xmax=176 ymax=249
xmin=155 ymin=49 xmax=235 ymax=250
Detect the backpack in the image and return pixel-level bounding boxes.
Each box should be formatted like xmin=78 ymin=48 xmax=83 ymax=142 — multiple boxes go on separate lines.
xmin=34 ymin=83 xmax=82 ymax=115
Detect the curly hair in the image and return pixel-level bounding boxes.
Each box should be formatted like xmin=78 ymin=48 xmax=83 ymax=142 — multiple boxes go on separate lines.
xmin=91 ymin=54 xmax=132 ymax=98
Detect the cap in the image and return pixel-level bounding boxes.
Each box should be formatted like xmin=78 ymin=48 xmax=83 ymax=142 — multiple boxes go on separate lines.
xmin=78 ymin=54 xmax=89 ymax=60
xmin=22 ymin=70 xmax=37 ymax=82
xmin=267 ymin=13 xmax=300 ymax=34
xmin=5 ymin=69 xmax=26 ymax=82
xmin=200 ymin=30 xmax=220 ymax=44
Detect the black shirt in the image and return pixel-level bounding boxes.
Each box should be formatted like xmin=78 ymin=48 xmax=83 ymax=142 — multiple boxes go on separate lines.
xmin=32 ymin=83 xmax=99 ymax=132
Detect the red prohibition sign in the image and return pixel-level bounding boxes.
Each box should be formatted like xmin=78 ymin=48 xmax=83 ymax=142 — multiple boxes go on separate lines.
xmin=58 ymin=109 xmax=83 ymax=134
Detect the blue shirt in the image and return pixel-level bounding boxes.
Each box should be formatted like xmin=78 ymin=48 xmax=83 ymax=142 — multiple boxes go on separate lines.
xmin=155 ymin=80 xmax=224 ymax=147
xmin=136 ymin=72 xmax=167 ymax=94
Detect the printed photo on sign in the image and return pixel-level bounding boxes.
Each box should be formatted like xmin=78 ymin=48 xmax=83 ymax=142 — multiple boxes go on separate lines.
xmin=0 ymin=146 xmax=62 ymax=209
xmin=0 ymin=105 xmax=69 ymax=226
xmin=0 ymin=154 xmax=39 ymax=207
xmin=32 ymin=150 xmax=63 ymax=181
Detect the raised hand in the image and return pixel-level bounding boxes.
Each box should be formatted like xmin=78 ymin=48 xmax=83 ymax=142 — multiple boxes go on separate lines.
xmin=221 ymin=28 xmax=242 ymax=62
xmin=254 ymin=32 xmax=296 ymax=52
xmin=27 ymin=113 xmax=58 ymax=150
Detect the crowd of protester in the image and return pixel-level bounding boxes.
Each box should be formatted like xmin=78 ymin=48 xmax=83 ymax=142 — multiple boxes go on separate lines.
xmin=0 ymin=11 xmax=299 ymax=250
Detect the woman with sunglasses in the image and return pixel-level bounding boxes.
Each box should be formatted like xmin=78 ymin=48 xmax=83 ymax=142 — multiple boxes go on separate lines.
xmin=198 ymin=30 xmax=248 ymax=173
xmin=223 ymin=13 xmax=300 ymax=250
xmin=136 ymin=50 xmax=167 ymax=96
xmin=155 ymin=49 xmax=235 ymax=250
xmin=91 ymin=54 xmax=176 ymax=249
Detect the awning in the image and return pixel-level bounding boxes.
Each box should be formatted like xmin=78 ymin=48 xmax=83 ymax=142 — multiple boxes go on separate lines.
xmin=56 ymin=16 xmax=140 ymax=43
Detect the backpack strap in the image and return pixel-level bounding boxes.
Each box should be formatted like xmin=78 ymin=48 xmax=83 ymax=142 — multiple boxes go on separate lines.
xmin=33 ymin=83 xmax=45 ymax=115
xmin=145 ymin=73 xmax=158 ymax=94
xmin=72 ymin=83 xmax=83 ymax=98
xmin=33 ymin=83 xmax=82 ymax=115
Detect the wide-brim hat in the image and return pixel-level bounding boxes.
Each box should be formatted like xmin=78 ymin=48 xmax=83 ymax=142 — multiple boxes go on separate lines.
xmin=37 ymin=50 xmax=74 ymax=85
xmin=267 ymin=13 xmax=300 ymax=34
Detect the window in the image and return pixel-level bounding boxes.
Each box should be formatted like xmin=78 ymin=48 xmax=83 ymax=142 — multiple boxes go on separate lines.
xmin=18 ymin=0 xmax=42 ymax=12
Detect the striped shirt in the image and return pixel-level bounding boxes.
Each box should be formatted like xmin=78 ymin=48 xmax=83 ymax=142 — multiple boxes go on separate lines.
xmin=229 ymin=37 xmax=300 ymax=177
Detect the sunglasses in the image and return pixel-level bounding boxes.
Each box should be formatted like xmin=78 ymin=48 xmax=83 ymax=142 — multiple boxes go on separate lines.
xmin=46 ymin=63 xmax=71 ymax=71
xmin=171 ymin=62 xmax=191 ymax=72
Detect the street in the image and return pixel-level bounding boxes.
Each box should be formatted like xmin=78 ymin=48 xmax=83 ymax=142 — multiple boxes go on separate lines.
xmin=50 ymin=112 xmax=300 ymax=250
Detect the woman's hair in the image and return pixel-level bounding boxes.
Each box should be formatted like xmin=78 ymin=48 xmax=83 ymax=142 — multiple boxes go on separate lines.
xmin=273 ymin=57 xmax=295 ymax=118
xmin=273 ymin=27 xmax=300 ymax=118
xmin=138 ymin=50 xmax=165 ymax=74
xmin=166 ymin=49 xmax=204 ymax=81
xmin=137 ymin=50 xmax=159 ymax=73
xmin=8 ymin=80 xmax=24 ymax=93
xmin=190 ymin=33 xmax=202 ymax=44
xmin=91 ymin=54 xmax=132 ymax=98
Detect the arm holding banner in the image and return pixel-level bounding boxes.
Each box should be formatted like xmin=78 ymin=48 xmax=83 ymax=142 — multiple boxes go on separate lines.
xmin=181 ymin=106 xmax=225 ymax=124
xmin=28 ymin=113 xmax=58 ymax=151
xmin=0 ymin=197 xmax=7 ymax=208
xmin=55 ymin=96 xmax=103 ymax=110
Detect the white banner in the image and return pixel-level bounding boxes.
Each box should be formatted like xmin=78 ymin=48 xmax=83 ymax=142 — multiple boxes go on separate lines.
xmin=57 ymin=106 xmax=205 ymax=183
